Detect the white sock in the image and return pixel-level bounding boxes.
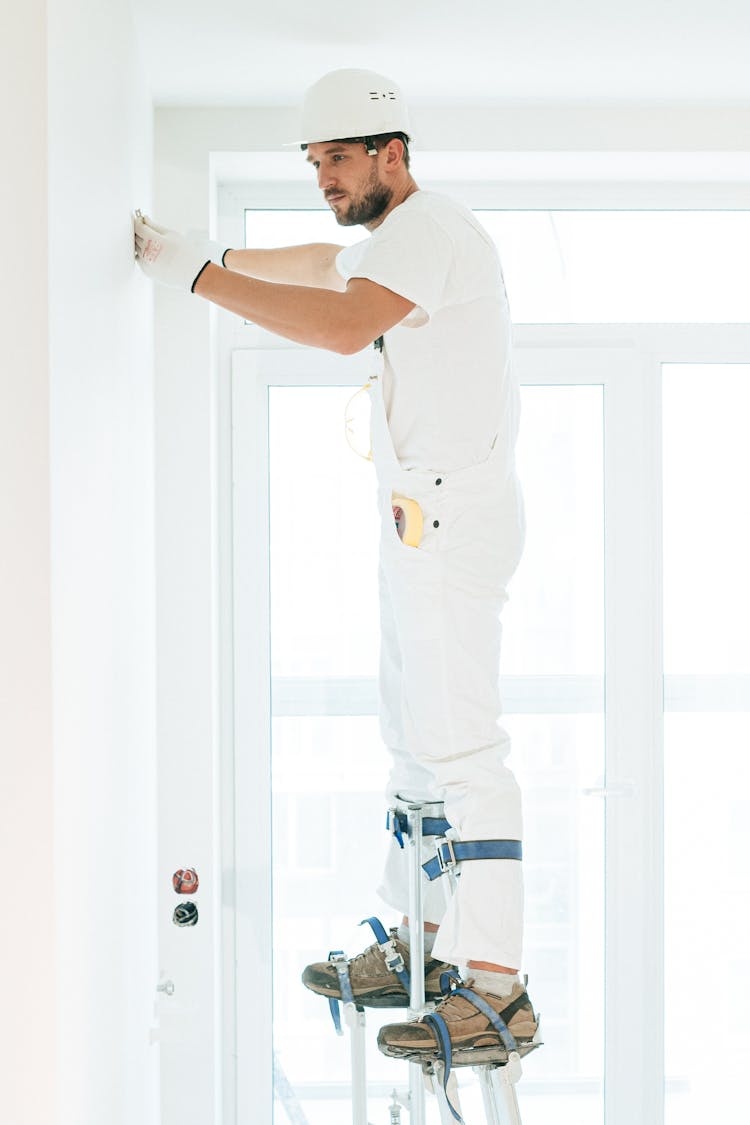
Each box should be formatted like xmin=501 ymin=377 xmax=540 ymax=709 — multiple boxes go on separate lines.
xmin=460 ymin=966 xmax=520 ymax=999
xmin=397 ymin=922 xmax=436 ymax=956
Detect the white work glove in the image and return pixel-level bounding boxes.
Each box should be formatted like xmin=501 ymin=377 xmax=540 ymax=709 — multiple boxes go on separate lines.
xmin=133 ymin=214 xmax=229 ymax=291
xmin=139 ymin=215 xmax=230 ymax=268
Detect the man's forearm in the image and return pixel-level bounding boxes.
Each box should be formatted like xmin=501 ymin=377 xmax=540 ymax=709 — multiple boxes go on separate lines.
xmin=224 ymin=243 xmax=346 ymax=290
xmin=193 ymin=264 xmax=361 ymax=353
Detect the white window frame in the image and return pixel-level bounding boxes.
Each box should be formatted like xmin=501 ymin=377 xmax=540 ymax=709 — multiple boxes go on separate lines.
xmin=217 ymin=170 xmax=750 ymax=1125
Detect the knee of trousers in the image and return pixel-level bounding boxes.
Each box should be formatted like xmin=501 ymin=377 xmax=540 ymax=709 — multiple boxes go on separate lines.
xmin=416 ymin=760 xmax=523 ymax=839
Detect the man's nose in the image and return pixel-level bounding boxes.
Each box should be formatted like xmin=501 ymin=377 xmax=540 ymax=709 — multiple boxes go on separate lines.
xmin=318 ymin=166 xmax=336 ymax=191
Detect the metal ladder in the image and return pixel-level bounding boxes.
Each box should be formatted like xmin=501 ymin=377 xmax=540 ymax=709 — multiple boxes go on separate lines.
xmin=335 ymin=801 xmax=527 ymax=1125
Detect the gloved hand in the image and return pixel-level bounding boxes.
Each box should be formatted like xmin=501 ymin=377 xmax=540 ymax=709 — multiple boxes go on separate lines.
xmin=139 ymin=214 xmax=229 ymax=268
xmin=133 ymin=214 xmax=227 ymax=291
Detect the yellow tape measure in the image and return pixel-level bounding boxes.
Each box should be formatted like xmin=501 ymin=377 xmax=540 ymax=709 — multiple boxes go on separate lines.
xmin=392 ymin=493 xmax=424 ymax=547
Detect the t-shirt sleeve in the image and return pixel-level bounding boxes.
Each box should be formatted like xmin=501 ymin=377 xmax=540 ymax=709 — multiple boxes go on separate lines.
xmin=335 ymin=210 xmax=453 ymax=322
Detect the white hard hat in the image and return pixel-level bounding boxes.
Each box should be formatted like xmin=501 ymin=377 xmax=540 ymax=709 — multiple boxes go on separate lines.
xmin=294 ymin=68 xmax=411 ymax=148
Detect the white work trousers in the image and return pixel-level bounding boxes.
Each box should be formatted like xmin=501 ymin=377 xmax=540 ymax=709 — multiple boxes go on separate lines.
xmin=369 ymin=374 xmax=526 ymax=969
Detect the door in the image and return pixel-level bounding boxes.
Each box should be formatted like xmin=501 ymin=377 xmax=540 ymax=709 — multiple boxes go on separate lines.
xmin=231 ymin=341 xmax=649 ymax=1125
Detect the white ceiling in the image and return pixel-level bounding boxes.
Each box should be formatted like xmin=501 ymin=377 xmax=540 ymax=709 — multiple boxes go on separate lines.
xmin=131 ymin=0 xmax=750 ymax=108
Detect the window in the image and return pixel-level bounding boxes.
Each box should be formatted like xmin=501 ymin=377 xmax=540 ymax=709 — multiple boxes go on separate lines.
xmin=228 ymin=193 xmax=750 ymax=1125
xmin=267 ymin=378 xmax=606 ymax=1124
xmin=479 ymin=212 xmax=750 ymax=323
xmin=246 ymin=209 xmax=750 ymax=323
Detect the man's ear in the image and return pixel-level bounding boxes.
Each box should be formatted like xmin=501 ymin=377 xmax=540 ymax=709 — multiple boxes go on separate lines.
xmin=385 ymin=137 xmax=406 ymax=169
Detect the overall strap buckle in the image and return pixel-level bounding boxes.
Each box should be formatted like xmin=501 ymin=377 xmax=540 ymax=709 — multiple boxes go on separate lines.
xmin=423 ymin=838 xmax=523 ymax=881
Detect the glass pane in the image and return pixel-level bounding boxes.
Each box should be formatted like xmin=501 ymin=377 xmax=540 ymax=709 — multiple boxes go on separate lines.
xmin=269 ymin=386 xmax=380 ymax=678
xmin=664 ymin=714 xmax=750 ymax=1124
xmin=506 ymin=714 xmax=605 ymax=1125
xmin=268 ymin=379 xmax=606 ymax=1122
xmin=503 ymin=386 xmax=604 ymax=677
xmin=246 ymin=208 xmax=364 ymax=250
xmin=480 ymin=211 xmax=750 ymax=323
xmin=272 ymin=715 xmax=605 ymax=1125
xmin=663 ymin=364 xmax=750 ymax=674
xmin=272 ymin=716 xmax=403 ymax=1124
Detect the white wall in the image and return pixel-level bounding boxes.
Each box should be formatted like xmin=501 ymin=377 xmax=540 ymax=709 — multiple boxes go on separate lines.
xmin=47 ymin=0 xmax=159 ymax=1119
xmin=46 ymin=1 xmax=159 ymax=1120
xmin=0 ymin=4 xmax=55 ymax=1123
xmin=0 ymin=1 xmax=157 ymax=1122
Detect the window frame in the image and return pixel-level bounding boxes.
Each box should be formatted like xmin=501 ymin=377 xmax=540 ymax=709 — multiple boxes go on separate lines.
xmin=218 ymin=174 xmax=750 ymax=1125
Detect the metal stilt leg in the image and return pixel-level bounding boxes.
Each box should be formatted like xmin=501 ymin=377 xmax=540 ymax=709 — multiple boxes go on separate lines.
xmin=475 ymin=1055 xmax=524 ymax=1125
xmin=330 ymin=797 xmax=530 ymax=1125
xmin=427 ymin=1064 xmax=463 ymax=1125
xmin=406 ymin=803 xmax=465 ymax=1125
xmin=344 ymin=1003 xmax=369 ymax=1125
xmin=406 ymin=804 xmax=428 ymax=1125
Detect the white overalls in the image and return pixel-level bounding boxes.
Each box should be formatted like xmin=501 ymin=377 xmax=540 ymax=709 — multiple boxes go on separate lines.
xmin=369 ymin=370 xmax=527 ymax=970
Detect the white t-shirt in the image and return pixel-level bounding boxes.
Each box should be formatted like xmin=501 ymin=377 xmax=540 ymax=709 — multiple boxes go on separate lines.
xmin=335 ymin=190 xmax=519 ymax=474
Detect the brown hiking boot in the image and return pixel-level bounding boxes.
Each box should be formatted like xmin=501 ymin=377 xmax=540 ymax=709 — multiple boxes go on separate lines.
xmin=301 ymin=929 xmax=455 ymax=1009
xmin=377 ymin=979 xmax=541 ymax=1064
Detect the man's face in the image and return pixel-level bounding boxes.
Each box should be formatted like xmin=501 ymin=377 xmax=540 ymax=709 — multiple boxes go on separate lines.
xmin=305 ymin=142 xmax=393 ymax=228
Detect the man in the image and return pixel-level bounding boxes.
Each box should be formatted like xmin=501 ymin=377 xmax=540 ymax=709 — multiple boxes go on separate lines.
xmin=135 ymin=66 xmax=539 ymax=1070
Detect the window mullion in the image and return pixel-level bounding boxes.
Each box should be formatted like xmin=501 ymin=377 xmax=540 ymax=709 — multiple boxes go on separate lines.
xmin=270 ymin=674 xmax=606 ymax=717
xmin=603 ymin=350 xmax=665 ymax=1124
xmin=231 ymin=358 xmax=274 ymax=1124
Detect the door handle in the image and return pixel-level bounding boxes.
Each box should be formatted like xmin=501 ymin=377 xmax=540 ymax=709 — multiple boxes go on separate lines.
xmin=582 ymin=780 xmax=636 ymax=798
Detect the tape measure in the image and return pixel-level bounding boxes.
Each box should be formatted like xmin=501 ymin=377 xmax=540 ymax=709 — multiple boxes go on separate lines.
xmin=392 ymin=494 xmax=423 ymax=548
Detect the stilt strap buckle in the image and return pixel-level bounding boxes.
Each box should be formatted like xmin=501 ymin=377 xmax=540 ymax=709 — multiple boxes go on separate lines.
xmin=386 ymin=808 xmax=452 ymax=848
xmin=423 ymin=838 xmax=523 ymax=881
xmin=380 ymin=938 xmax=406 ymax=976
xmin=361 ymin=916 xmax=411 ymax=991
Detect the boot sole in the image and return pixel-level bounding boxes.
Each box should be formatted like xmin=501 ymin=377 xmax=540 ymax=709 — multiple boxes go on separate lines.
xmin=378 ymin=1037 xmax=542 ymax=1065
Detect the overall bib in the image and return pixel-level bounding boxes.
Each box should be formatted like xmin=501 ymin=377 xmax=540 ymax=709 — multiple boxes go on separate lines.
xmin=368 ymin=371 xmax=527 ymax=969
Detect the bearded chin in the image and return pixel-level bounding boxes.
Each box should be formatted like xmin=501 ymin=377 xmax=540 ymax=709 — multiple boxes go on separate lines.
xmin=338 ymin=179 xmax=393 ymax=227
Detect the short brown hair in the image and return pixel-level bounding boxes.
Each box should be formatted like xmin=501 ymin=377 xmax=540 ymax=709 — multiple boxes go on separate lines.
xmin=328 ymin=132 xmax=411 ymax=170
xmin=371 ymin=132 xmax=411 ymax=170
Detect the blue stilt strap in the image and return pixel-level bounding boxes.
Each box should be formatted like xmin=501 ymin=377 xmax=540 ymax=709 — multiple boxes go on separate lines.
xmin=452 ymin=986 xmax=518 ymax=1054
xmin=328 ymin=995 xmax=342 ymax=1035
xmin=423 ymin=839 xmax=523 ymax=881
xmin=420 ymin=816 xmax=452 ymax=836
xmin=387 ymin=809 xmax=452 ymax=848
xmin=326 ymin=951 xmax=354 ymax=1035
xmin=440 ymin=969 xmax=462 ymax=993
xmin=424 ymin=1012 xmax=462 ymax=1123
xmin=360 ymin=916 xmax=411 ymax=993
xmin=386 ymin=808 xmax=406 ymax=848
